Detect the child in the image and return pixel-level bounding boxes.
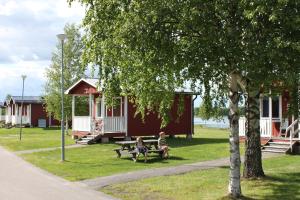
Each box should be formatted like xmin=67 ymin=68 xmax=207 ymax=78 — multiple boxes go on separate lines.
xmin=135 ymin=137 xmax=148 ymax=162
xmin=158 ymin=132 xmax=169 ymax=158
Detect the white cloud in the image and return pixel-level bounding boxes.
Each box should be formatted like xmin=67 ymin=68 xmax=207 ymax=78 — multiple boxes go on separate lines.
xmin=0 ymin=0 xmax=85 ymax=101
xmin=0 ymin=1 xmax=17 ymax=16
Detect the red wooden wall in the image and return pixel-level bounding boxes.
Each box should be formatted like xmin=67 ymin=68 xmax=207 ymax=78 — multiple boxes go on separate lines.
xmin=30 ymin=104 xmax=47 ymax=127
xmin=30 ymin=104 xmax=59 ymax=127
xmin=127 ymin=94 xmax=192 ymax=136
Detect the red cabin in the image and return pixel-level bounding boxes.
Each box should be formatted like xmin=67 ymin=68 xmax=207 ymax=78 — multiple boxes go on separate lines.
xmin=239 ymin=91 xmax=300 ymax=154
xmin=65 ymin=78 xmax=195 ymax=141
xmin=3 ymin=96 xmax=59 ymax=127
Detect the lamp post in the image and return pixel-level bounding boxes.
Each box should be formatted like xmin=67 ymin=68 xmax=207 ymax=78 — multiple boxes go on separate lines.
xmin=57 ymin=33 xmax=66 ymax=161
xmin=19 ymin=75 xmax=26 ymax=141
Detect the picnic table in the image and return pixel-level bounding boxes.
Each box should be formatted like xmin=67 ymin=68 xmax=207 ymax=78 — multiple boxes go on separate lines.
xmin=114 ymin=139 xmax=164 ymax=160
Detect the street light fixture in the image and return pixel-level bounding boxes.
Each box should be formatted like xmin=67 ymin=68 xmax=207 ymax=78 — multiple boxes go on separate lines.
xmin=57 ymin=33 xmax=66 ymax=161
xmin=19 ymin=75 xmax=26 ymax=141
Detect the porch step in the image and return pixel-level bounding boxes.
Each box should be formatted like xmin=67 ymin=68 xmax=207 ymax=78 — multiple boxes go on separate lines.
xmin=262 ymin=149 xmax=287 ymax=153
xmin=261 ymin=139 xmax=296 ymax=154
xmin=264 ymin=145 xmax=289 ymax=149
xmin=268 ymin=142 xmax=290 ymax=146
xmin=76 ymin=134 xmax=102 ymax=145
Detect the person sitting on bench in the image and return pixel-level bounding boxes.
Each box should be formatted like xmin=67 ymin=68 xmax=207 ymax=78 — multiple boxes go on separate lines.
xmin=134 ymin=137 xmax=148 ymax=162
xmin=158 ymin=132 xmax=169 ymax=158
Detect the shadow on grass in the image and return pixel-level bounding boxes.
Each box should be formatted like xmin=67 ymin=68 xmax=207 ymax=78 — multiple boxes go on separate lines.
xmin=168 ymin=137 xmax=228 ymax=148
xmin=254 ymin=172 xmax=300 ymax=200
xmin=219 ymin=195 xmax=256 ymax=200
xmin=221 ymin=172 xmax=300 ymax=200
xmin=42 ymin=127 xmax=61 ymax=131
xmin=120 ymin=155 xmax=187 ymax=164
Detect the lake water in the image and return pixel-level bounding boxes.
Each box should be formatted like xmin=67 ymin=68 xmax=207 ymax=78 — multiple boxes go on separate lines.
xmin=194 ymin=117 xmax=229 ymax=129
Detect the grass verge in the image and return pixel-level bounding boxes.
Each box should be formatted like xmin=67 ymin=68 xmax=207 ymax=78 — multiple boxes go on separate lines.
xmin=21 ymin=126 xmax=236 ymax=181
xmin=0 ymin=127 xmax=74 ymax=151
xmin=101 ymin=155 xmax=300 ymax=200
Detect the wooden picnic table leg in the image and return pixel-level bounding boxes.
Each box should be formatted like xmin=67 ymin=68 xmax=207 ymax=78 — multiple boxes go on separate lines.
xmin=132 ymin=152 xmax=137 ymax=161
xmin=115 ymin=149 xmax=121 ymax=158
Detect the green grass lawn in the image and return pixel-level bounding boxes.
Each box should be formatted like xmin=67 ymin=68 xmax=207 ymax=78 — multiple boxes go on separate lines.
xmin=102 ymin=155 xmax=300 ymax=200
xmin=0 ymin=127 xmax=74 ymax=151
xmin=21 ymin=126 xmax=237 ymax=181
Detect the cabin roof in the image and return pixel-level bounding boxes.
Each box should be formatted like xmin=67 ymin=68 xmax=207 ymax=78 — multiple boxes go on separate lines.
xmin=65 ymin=78 xmax=98 ymax=94
xmin=9 ymin=96 xmax=43 ymax=104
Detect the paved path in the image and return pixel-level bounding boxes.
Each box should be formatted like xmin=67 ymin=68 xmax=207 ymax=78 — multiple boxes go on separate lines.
xmin=0 ymin=146 xmax=119 ymax=200
xmin=15 ymin=144 xmax=86 ymax=155
xmin=80 ymin=152 xmax=281 ymax=189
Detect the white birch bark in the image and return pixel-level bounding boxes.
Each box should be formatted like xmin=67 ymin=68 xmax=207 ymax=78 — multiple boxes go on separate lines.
xmin=228 ymin=72 xmax=242 ymax=197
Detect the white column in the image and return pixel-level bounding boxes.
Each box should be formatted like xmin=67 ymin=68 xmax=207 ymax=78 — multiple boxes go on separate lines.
xmin=91 ymin=95 xmax=94 ymax=119
xmin=101 ymin=94 xmax=105 ymax=133
xmin=89 ymin=93 xmax=92 ymax=133
xmin=292 ymin=115 xmax=295 ymax=135
xmin=72 ymin=95 xmax=75 ymax=131
xmin=124 ymin=96 xmax=128 ymax=136
xmin=279 ymin=95 xmax=282 ymax=122
xmin=269 ymin=95 xmax=272 ymax=137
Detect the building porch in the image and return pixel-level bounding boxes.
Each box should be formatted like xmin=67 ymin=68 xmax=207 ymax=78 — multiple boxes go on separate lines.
xmin=71 ymin=93 xmax=128 ymax=138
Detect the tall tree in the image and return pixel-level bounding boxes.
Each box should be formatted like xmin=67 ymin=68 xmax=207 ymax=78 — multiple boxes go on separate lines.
xmin=44 ymin=23 xmax=86 ymax=121
xmin=5 ymin=94 xmax=11 ymax=101
xmin=239 ymin=0 xmax=299 ymax=178
xmin=69 ymin=0 xmax=299 ymax=197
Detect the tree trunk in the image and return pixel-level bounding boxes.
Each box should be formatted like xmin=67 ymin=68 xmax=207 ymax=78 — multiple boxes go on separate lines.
xmin=243 ymin=85 xmax=265 ymax=178
xmin=228 ymin=73 xmax=242 ymax=197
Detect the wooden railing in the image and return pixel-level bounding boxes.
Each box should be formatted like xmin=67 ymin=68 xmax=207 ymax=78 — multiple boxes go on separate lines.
xmin=238 ymin=117 xmax=272 ymax=137
xmin=73 ymin=116 xmax=91 ymax=132
xmin=284 ymin=119 xmax=299 ymax=151
xmin=73 ymin=116 xmax=126 ymax=133
xmin=260 ymin=118 xmax=272 ymax=138
xmin=5 ymin=115 xmax=12 ymax=123
xmin=239 ymin=117 xmax=246 ymax=136
xmin=103 ymin=117 xmax=126 ymax=133
xmin=11 ymin=115 xmax=30 ymax=125
xmin=0 ymin=115 xmax=5 ymax=121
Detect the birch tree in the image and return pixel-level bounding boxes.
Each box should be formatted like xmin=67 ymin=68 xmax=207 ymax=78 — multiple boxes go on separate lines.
xmin=44 ymin=23 xmax=86 ymax=121
xmin=69 ymin=0 xmax=299 ymax=197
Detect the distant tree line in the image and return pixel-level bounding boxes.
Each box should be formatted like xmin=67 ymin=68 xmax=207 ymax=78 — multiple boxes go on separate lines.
xmin=194 ymin=106 xmax=245 ymax=119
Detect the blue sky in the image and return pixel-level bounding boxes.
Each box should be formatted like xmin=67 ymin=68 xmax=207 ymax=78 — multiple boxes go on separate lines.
xmin=0 ymin=0 xmax=84 ymax=101
xmin=0 ymin=0 xmax=202 ymax=106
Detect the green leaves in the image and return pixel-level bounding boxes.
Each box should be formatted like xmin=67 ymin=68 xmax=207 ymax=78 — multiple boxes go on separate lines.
xmin=44 ymin=23 xmax=86 ymax=120
xmin=69 ymin=0 xmax=299 ymax=124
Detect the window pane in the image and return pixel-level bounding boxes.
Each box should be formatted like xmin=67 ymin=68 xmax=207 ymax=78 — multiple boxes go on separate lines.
xmin=75 ymin=96 xmax=90 ymax=116
xmin=106 ymin=106 xmax=113 ymax=117
xmin=113 ymin=98 xmax=121 ymax=117
xmin=272 ymin=97 xmax=279 ymax=118
xmin=262 ymin=97 xmax=269 ymax=117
